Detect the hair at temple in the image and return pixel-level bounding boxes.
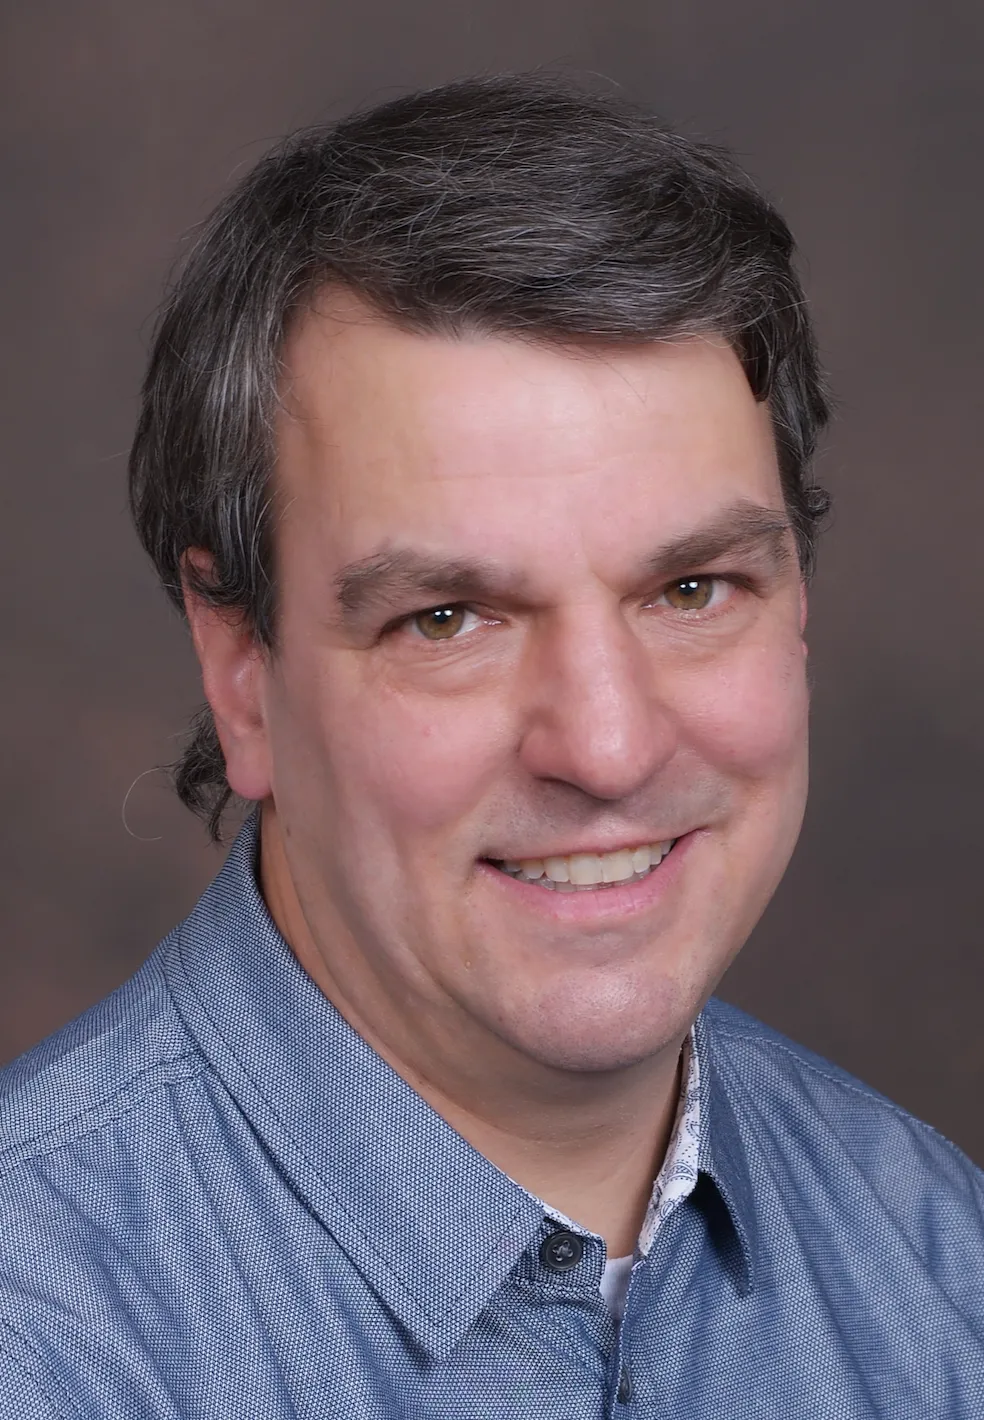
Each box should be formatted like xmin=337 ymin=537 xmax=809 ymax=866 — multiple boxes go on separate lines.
xmin=128 ymin=72 xmax=831 ymax=840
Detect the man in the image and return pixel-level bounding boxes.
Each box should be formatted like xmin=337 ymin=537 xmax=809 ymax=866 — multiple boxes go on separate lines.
xmin=1 ymin=74 xmax=981 ymax=1419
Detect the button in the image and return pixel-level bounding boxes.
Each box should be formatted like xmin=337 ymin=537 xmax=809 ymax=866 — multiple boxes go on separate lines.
xmin=617 ymin=1364 xmax=632 ymax=1403
xmin=538 ymin=1229 xmax=584 ymax=1272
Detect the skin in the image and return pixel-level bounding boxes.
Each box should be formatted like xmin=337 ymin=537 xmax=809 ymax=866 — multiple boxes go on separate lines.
xmin=185 ymin=291 xmax=810 ymax=1256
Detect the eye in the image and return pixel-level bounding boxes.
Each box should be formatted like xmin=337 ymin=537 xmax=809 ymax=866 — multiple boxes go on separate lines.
xmin=409 ymin=604 xmax=481 ymax=640
xmin=660 ymin=576 xmax=719 ymax=612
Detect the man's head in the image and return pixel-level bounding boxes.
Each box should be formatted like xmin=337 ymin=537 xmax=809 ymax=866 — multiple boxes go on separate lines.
xmin=130 ymin=75 xmax=828 ymax=1082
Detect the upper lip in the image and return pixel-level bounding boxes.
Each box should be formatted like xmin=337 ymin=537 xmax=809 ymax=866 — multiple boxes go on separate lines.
xmin=486 ymin=833 xmax=684 ymax=861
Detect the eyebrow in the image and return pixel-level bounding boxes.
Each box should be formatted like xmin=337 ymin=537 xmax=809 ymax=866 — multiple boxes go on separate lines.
xmin=643 ymin=502 xmax=794 ymax=580
xmin=333 ymin=500 xmax=794 ymax=622
xmin=335 ymin=551 xmax=527 ymax=618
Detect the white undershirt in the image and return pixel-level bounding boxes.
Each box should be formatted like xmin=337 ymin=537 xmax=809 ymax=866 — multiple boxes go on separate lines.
xmin=599 ymin=1254 xmax=634 ymax=1323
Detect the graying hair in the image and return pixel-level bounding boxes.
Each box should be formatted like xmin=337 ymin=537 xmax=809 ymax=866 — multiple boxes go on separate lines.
xmin=129 ymin=73 xmax=830 ymax=840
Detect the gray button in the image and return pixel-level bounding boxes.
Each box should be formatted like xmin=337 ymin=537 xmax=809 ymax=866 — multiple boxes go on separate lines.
xmin=538 ymin=1229 xmax=584 ymax=1272
xmin=617 ymin=1364 xmax=632 ymax=1403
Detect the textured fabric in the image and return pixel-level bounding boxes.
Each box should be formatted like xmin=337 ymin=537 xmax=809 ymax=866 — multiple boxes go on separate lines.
xmin=598 ymin=1256 xmax=633 ymax=1324
xmin=592 ymin=1032 xmax=699 ymax=1320
xmin=541 ymin=1029 xmax=700 ymax=1278
xmin=1 ymin=818 xmax=983 ymax=1418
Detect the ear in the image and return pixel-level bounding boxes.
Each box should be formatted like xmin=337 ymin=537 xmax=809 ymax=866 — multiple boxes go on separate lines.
xmin=181 ymin=550 xmax=273 ymax=802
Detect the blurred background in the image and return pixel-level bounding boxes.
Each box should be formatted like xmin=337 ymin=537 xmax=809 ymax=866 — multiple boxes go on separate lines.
xmin=2 ymin=1 xmax=982 ymax=1157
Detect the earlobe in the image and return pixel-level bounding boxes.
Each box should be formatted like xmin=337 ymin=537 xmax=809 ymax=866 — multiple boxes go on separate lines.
xmin=181 ymin=551 xmax=274 ymax=802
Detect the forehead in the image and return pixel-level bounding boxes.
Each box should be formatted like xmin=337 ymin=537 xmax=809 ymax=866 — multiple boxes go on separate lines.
xmin=275 ymin=292 xmax=782 ymax=567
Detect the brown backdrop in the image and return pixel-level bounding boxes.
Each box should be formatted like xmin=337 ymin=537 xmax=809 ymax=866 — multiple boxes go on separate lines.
xmin=3 ymin=1 xmax=982 ymax=1158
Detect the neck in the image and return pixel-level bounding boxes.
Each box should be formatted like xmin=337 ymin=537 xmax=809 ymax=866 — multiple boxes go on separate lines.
xmin=260 ymin=804 xmax=686 ymax=1258
xmin=401 ymin=1046 xmax=684 ymax=1256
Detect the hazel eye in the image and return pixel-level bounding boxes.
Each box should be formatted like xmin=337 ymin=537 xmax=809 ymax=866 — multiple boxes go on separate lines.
xmin=411 ymin=605 xmax=473 ymax=640
xmin=663 ymin=576 xmax=716 ymax=611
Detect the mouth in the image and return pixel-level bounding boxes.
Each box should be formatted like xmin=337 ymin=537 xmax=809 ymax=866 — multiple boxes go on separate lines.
xmin=485 ymin=839 xmax=678 ymax=892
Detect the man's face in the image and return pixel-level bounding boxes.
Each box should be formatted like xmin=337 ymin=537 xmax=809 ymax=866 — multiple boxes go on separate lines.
xmin=240 ymin=296 xmax=809 ymax=1076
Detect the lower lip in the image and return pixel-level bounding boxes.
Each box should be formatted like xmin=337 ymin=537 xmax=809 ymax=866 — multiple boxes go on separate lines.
xmin=476 ymin=833 xmax=698 ymax=924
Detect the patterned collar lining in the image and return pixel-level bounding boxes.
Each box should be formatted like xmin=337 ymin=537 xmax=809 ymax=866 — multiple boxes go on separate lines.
xmin=536 ymin=1029 xmax=702 ymax=1256
xmin=638 ymin=1030 xmax=701 ymax=1254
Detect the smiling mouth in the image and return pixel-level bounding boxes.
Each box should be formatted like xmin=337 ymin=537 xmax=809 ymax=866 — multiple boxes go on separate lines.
xmin=487 ymin=839 xmax=678 ymax=892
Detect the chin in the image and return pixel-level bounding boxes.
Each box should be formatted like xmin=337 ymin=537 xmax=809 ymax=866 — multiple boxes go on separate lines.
xmin=497 ymin=977 xmax=694 ymax=1075
xmin=513 ymin=1025 xmax=683 ymax=1076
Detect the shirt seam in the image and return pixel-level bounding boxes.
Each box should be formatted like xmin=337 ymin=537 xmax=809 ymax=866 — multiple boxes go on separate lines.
xmin=507 ymin=1280 xmax=612 ymax=1378
xmin=169 ymin=938 xmax=530 ymax=1333
xmin=712 ymin=1025 xmax=984 ymax=1181
xmin=0 ymin=1317 xmax=77 ymax=1419
xmin=249 ymin=1078 xmax=535 ymax=1328
xmin=0 ymin=1052 xmax=203 ymax=1175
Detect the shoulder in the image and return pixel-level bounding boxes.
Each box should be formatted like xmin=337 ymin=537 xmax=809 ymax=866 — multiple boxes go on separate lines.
xmin=0 ymin=941 xmax=204 ymax=1175
xmin=701 ymin=996 xmax=984 ymax=1226
xmin=0 ymin=946 xmax=214 ymax=1411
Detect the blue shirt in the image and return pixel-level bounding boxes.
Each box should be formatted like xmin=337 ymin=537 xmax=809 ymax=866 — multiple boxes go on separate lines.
xmin=1 ymin=818 xmax=982 ymax=1419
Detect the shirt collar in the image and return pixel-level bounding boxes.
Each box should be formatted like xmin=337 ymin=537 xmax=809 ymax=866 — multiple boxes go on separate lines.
xmin=637 ymin=1029 xmax=700 ymax=1254
xmin=164 ymin=815 xmax=758 ymax=1358
xmin=164 ymin=815 xmax=544 ymax=1360
xmin=692 ymin=1007 xmax=760 ymax=1295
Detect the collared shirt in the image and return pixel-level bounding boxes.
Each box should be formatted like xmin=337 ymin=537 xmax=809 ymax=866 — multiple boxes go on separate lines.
xmin=554 ymin=1030 xmax=701 ymax=1323
xmin=1 ymin=819 xmax=983 ymax=1418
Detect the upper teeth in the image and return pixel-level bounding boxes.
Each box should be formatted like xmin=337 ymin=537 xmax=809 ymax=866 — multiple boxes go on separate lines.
xmin=499 ymin=841 xmax=675 ymax=886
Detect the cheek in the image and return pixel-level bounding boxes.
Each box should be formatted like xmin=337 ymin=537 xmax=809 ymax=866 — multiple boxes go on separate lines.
xmin=682 ymin=634 xmax=809 ymax=779
xmin=313 ymin=677 xmax=514 ymax=838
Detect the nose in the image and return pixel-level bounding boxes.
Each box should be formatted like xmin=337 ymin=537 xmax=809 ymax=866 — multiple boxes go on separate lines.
xmin=517 ymin=606 xmax=678 ymax=800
